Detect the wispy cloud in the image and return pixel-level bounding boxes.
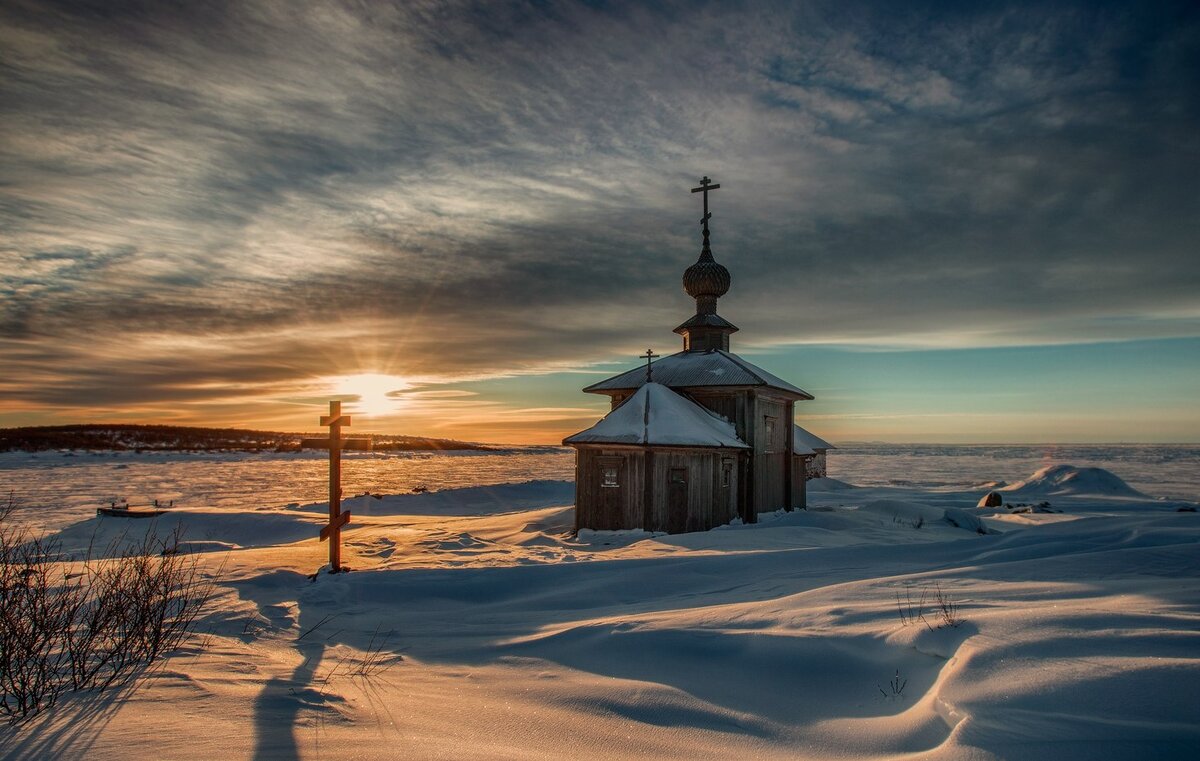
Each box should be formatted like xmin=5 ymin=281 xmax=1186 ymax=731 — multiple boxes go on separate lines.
xmin=1 ymin=0 xmax=1197 ymax=438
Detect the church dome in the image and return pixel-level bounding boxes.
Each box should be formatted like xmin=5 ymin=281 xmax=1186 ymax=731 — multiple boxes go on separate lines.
xmin=683 ymin=248 xmax=730 ymax=299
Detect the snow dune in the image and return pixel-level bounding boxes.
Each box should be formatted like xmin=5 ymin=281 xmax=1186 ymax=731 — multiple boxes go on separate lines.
xmin=1000 ymin=463 xmax=1145 ymax=498
xmin=312 ymin=479 xmax=576 ymax=517
xmin=3 ymin=466 xmax=1199 ymax=760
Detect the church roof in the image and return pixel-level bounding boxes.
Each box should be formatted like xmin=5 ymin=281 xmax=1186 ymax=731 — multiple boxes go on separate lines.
xmin=583 ymin=350 xmax=814 ymax=399
xmin=793 ymin=424 xmax=835 ymax=453
xmin=563 ymin=382 xmax=749 ymax=449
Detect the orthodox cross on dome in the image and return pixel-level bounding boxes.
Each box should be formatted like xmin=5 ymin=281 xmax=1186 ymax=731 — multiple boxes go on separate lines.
xmin=677 ymin=175 xmax=736 ymax=352
xmin=691 ymin=175 xmax=721 ymax=233
xmin=640 ymin=348 xmax=660 ymax=382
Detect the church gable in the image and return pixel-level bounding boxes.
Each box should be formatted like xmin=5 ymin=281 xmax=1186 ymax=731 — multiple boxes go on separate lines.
xmin=564 ymin=382 xmax=748 ymax=449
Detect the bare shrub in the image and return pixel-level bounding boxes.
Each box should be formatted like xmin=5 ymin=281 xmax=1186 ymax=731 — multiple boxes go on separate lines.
xmin=318 ymin=623 xmax=403 ymax=690
xmin=895 ymin=587 xmax=929 ymax=627
xmin=878 ymin=669 xmax=907 ymax=699
xmin=0 ymin=515 xmax=213 ymax=723
xmin=0 ymin=532 xmax=80 ymax=719
xmin=1 ymin=491 xmax=17 ymax=522
xmin=931 ymin=583 xmax=962 ymax=629
xmin=895 ymin=582 xmax=964 ymax=630
xmin=352 ymin=624 xmax=401 ymax=678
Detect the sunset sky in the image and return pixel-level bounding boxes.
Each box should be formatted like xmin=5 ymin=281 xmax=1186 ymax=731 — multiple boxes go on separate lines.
xmin=1 ymin=0 xmax=1197 ymax=444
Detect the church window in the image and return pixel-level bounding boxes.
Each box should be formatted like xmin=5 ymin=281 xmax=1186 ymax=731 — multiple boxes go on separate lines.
xmin=721 ymin=459 xmax=733 ymax=487
xmin=764 ymin=416 xmax=777 ymax=452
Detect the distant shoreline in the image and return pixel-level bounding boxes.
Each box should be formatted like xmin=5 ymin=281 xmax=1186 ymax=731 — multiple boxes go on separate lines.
xmin=0 ymin=423 xmax=495 ymax=453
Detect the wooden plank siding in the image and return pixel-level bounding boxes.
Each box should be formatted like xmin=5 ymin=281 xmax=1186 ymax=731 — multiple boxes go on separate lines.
xmin=784 ymin=400 xmax=794 ymax=511
xmin=574 ymin=446 xmax=740 ymax=533
xmin=579 ymin=385 xmax=800 ymax=531
xmin=574 ymin=448 xmax=644 ymax=530
xmin=791 ymin=455 xmax=809 ymax=510
xmin=689 ymin=388 xmax=757 ymax=523
xmin=646 ymin=450 xmax=736 ymax=532
xmin=754 ymin=394 xmax=790 ymax=514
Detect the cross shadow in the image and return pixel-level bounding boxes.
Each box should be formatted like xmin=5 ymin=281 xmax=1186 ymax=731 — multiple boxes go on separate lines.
xmin=251 ymin=643 xmax=326 ymax=761
xmin=230 ymin=541 xmax=967 ymax=744
xmin=239 ymin=570 xmax=344 ymax=761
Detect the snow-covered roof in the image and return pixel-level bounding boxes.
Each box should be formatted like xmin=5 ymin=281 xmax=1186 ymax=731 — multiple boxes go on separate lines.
xmin=583 ymin=350 xmax=813 ymax=399
xmin=793 ymin=425 xmax=835 ymax=453
xmin=564 ymin=382 xmax=749 ymax=449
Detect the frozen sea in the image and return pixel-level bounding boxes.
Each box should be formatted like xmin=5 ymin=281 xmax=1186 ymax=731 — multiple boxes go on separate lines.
xmin=1 ymin=443 xmax=1196 ymax=531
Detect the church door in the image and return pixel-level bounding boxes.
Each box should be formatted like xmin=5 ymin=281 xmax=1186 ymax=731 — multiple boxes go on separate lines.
xmin=667 ymin=467 xmax=689 ymax=534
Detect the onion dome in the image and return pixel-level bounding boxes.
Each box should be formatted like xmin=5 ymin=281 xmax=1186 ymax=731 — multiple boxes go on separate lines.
xmin=686 ymin=247 xmax=729 ymax=297
xmin=683 ymin=244 xmax=731 ymax=300
xmin=678 ymin=175 xmax=737 ymax=351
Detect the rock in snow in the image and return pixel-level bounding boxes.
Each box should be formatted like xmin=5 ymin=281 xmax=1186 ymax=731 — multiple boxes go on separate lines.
xmin=977 ymin=491 xmax=1004 ymax=507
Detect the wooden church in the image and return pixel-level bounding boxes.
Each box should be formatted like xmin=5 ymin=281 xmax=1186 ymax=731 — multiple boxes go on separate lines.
xmin=565 ymin=177 xmax=815 ymax=533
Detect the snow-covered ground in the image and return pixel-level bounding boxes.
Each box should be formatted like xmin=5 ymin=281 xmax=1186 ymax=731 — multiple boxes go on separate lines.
xmin=2 ymin=453 xmax=1199 ymax=759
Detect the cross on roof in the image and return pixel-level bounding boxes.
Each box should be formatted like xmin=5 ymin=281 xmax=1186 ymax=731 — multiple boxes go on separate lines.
xmin=690 ymin=175 xmax=721 ymax=229
xmin=640 ymin=348 xmax=660 ymax=382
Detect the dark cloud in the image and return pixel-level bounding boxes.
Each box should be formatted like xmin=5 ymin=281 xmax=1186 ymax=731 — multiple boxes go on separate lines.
xmin=1 ymin=0 xmax=1198 ymax=417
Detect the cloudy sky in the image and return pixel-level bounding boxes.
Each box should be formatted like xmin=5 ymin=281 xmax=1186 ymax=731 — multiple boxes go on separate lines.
xmin=1 ymin=0 xmax=1197 ymax=443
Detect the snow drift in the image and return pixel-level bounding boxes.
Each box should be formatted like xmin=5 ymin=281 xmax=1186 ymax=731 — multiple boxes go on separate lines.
xmin=293 ymin=479 xmax=575 ymax=517
xmin=807 ymin=477 xmax=857 ymax=491
xmin=7 ymin=456 xmax=1200 ymax=761
xmin=858 ymin=499 xmax=988 ymax=533
xmin=1001 ymin=464 xmax=1145 ymax=498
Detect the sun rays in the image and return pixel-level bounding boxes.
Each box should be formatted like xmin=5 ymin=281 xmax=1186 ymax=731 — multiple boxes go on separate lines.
xmin=330 ymin=373 xmax=412 ymax=417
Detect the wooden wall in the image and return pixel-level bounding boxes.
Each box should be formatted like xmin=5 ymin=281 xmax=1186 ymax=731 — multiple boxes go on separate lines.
xmin=791 ymin=455 xmax=810 ymax=509
xmin=689 ymin=389 xmax=756 ymax=522
xmin=574 ymin=446 xmax=740 ymax=533
xmin=588 ymin=385 xmax=802 ymax=525
xmin=683 ymin=387 xmax=799 ymax=519
xmin=753 ymin=394 xmax=790 ymax=513
xmin=645 ymin=449 xmax=739 ymax=532
xmin=689 ymin=389 xmax=751 ymax=435
xmin=574 ymin=448 xmax=644 ymax=530
xmin=807 ymin=451 xmax=828 ymax=479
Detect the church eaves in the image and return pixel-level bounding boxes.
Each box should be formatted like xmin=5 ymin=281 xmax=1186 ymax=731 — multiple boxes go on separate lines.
xmin=583 ymin=349 xmax=813 ymax=399
xmin=564 ymin=382 xmax=749 ymax=448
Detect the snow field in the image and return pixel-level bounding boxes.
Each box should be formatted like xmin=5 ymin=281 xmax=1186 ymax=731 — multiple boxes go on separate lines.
xmin=2 ymin=466 xmax=1198 ymax=759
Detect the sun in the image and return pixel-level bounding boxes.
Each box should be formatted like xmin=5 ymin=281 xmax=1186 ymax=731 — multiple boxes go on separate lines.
xmin=331 ymin=373 xmax=411 ymax=417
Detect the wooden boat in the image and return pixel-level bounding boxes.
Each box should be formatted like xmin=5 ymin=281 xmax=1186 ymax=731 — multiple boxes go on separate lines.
xmin=97 ymin=506 xmax=168 ymax=518
xmin=96 ymin=499 xmax=172 ymax=518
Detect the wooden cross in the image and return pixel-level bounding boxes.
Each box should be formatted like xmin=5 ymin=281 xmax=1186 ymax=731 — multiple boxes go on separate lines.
xmin=690 ymin=175 xmax=721 ymax=228
xmin=640 ymin=348 xmax=660 ymax=383
xmin=300 ymin=400 xmax=372 ymax=573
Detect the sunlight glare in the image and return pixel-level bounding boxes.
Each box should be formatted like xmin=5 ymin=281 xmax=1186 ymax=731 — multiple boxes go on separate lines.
xmin=331 ymin=373 xmax=411 ymax=416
